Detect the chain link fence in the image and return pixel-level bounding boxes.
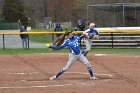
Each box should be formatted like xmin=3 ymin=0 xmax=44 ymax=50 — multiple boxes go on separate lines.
xmin=87 ymin=3 xmax=140 ymax=27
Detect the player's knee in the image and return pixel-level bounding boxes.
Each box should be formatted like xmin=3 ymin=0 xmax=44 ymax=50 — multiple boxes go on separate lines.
xmin=85 ymin=63 xmax=91 ymax=68
xmin=63 ymin=66 xmax=70 ymax=71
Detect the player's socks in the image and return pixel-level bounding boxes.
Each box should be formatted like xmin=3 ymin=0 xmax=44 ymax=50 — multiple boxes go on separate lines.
xmin=81 ymin=51 xmax=85 ymax=54
xmin=87 ymin=67 xmax=94 ymax=77
xmin=56 ymin=69 xmax=65 ymax=78
xmin=82 ymin=50 xmax=88 ymax=56
xmin=84 ymin=51 xmax=88 ymax=56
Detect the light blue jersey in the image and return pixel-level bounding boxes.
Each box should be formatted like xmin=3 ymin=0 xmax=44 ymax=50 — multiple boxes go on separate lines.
xmin=83 ymin=28 xmax=99 ymax=39
xmin=50 ymin=36 xmax=81 ymax=55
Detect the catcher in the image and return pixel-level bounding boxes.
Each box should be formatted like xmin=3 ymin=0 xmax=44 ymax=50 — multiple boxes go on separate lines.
xmin=46 ymin=31 xmax=98 ymax=80
xmin=80 ymin=23 xmax=99 ymax=56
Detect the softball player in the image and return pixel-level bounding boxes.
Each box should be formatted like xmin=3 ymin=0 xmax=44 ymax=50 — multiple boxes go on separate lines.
xmin=81 ymin=23 xmax=99 ymax=56
xmin=46 ymin=31 xmax=98 ymax=80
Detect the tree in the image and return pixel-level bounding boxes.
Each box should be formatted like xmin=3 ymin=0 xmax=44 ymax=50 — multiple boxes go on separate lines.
xmin=47 ymin=0 xmax=74 ymax=22
xmin=2 ymin=0 xmax=27 ymax=25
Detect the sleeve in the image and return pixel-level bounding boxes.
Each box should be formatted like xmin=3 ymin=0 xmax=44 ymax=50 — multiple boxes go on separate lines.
xmin=83 ymin=29 xmax=90 ymax=34
xmin=95 ymin=30 xmax=99 ymax=35
xmin=80 ymin=29 xmax=89 ymax=38
xmin=50 ymin=40 xmax=67 ymax=50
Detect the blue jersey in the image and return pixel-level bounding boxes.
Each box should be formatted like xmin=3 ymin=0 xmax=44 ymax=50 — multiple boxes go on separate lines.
xmin=83 ymin=28 xmax=99 ymax=39
xmin=50 ymin=36 xmax=81 ymax=55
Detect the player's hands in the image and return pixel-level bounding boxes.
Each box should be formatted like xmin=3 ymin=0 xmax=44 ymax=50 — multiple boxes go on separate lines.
xmin=46 ymin=43 xmax=51 ymax=48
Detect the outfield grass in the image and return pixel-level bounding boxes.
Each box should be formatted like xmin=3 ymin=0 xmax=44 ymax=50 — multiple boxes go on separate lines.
xmin=29 ymin=28 xmax=73 ymax=43
xmin=0 ymin=48 xmax=140 ymax=55
xmin=29 ymin=29 xmax=53 ymax=43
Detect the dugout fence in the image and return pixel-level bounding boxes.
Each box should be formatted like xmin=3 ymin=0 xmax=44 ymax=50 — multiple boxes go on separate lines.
xmin=0 ymin=27 xmax=140 ymax=49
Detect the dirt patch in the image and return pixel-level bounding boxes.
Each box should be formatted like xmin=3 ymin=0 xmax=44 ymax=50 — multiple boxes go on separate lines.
xmin=0 ymin=53 xmax=139 ymax=93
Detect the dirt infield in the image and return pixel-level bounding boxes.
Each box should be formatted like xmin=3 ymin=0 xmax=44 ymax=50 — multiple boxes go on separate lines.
xmin=0 ymin=53 xmax=139 ymax=93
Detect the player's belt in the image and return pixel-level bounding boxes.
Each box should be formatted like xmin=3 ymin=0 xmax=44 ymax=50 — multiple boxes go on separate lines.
xmin=72 ymin=52 xmax=80 ymax=55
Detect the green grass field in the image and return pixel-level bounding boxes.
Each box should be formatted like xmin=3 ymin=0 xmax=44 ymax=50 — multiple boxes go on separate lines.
xmin=29 ymin=29 xmax=53 ymax=43
xmin=0 ymin=48 xmax=140 ymax=55
xmin=29 ymin=28 xmax=73 ymax=43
